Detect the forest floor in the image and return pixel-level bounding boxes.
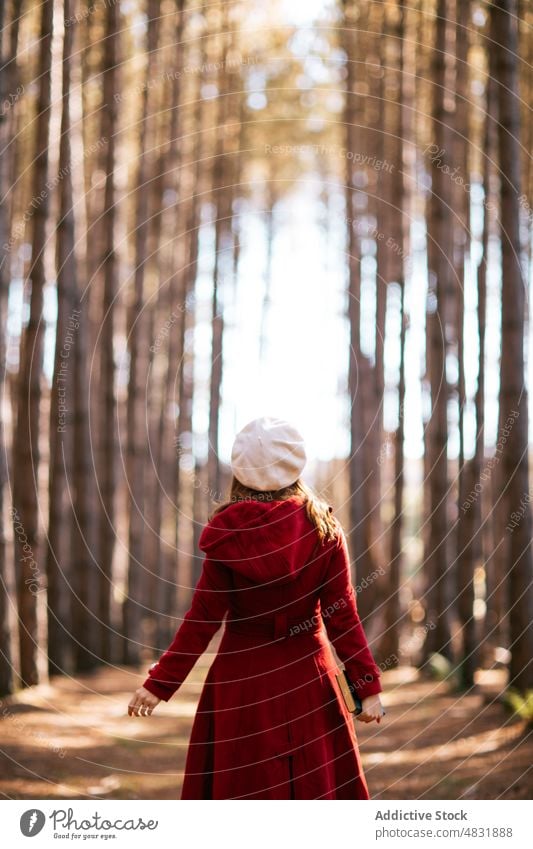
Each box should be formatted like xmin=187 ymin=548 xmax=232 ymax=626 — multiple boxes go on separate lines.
xmin=0 ymin=660 xmax=531 ymax=800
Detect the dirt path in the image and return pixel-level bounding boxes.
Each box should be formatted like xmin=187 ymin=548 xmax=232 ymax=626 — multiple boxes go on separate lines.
xmin=1 ymin=662 xmax=531 ymax=800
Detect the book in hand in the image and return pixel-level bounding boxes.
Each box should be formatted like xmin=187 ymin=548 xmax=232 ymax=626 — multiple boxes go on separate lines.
xmin=335 ymin=669 xmax=363 ymax=714
xmin=335 ymin=668 xmax=386 ymax=717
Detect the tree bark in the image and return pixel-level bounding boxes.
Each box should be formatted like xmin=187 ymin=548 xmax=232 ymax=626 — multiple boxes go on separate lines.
xmin=0 ymin=0 xmax=22 ymax=697
xmin=422 ymin=0 xmax=453 ymax=661
xmin=12 ymin=0 xmax=54 ymax=688
xmin=453 ymin=0 xmax=478 ymax=687
xmin=46 ymin=0 xmax=78 ymax=675
xmin=123 ymin=0 xmax=161 ymax=665
xmin=207 ymin=1 xmax=238 ymax=507
xmin=341 ymin=0 xmax=376 ymax=615
xmin=144 ymin=0 xmax=188 ymax=648
xmin=380 ymin=0 xmax=406 ymax=665
xmin=492 ymin=0 xmax=533 ymax=692
xmin=95 ymin=0 xmax=121 ymax=664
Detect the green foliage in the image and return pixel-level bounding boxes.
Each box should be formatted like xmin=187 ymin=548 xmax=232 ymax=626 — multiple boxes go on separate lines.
xmin=426 ymin=652 xmax=459 ymax=687
xmin=502 ymin=689 xmax=533 ymax=725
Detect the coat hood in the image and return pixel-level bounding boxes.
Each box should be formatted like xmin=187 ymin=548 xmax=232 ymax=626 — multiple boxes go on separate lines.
xmin=198 ymin=496 xmax=321 ymax=585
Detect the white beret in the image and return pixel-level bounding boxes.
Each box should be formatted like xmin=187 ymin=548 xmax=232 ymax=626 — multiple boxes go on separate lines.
xmin=230 ymin=416 xmax=307 ymax=491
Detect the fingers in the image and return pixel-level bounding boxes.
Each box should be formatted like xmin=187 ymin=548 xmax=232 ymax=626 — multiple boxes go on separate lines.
xmin=128 ymin=689 xmax=159 ymax=717
xmin=355 ymin=710 xmax=382 ymax=724
xmin=128 ymin=694 xmax=142 ymax=717
xmin=355 ymin=712 xmax=371 ymax=723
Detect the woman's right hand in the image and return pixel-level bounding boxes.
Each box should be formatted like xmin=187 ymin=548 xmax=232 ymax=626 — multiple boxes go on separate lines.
xmin=128 ymin=686 xmax=161 ymax=717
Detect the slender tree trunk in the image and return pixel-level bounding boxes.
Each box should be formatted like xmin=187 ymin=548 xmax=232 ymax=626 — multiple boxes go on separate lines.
xmin=481 ymin=73 xmax=503 ymax=650
xmin=95 ymin=0 xmax=120 ymax=664
xmin=208 ymin=3 xmax=241 ymax=505
xmin=46 ymin=0 xmax=78 ymax=675
xmin=372 ymin=2 xmax=389 ymax=581
xmin=460 ymin=8 xmax=493 ymax=673
xmin=380 ymin=0 xmax=406 ymax=664
xmin=123 ymin=0 xmax=160 ymax=665
xmin=453 ymin=0 xmax=478 ymax=686
xmin=173 ymin=146 xmax=203 ymax=611
xmin=147 ymin=0 xmax=188 ymax=649
xmin=207 ymin=2 xmax=237 ymax=507
xmin=12 ymin=0 xmax=54 ymax=688
xmin=492 ymin=0 xmax=533 ymax=692
xmin=341 ymin=0 xmax=376 ymax=611
xmin=2 ymin=0 xmax=22 ymax=239
xmin=0 ymin=0 xmax=17 ymax=697
xmin=70 ymin=306 xmax=99 ymax=670
xmin=422 ymin=0 xmax=453 ymax=661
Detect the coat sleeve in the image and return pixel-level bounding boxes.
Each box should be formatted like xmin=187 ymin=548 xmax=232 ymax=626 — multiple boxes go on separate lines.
xmin=319 ymin=529 xmax=383 ymax=700
xmin=142 ymin=557 xmax=231 ymax=701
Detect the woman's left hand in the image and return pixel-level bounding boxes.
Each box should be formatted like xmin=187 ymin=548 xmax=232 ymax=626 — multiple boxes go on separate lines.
xmin=356 ymin=694 xmax=385 ymax=724
xmin=128 ymin=686 xmax=161 ymax=717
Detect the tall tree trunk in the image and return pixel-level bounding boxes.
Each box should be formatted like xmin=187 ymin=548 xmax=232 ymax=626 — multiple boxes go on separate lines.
xmin=341 ymin=0 xmax=376 ymax=614
xmin=422 ymin=0 xmax=453 ymax=661
xmin=178 ymin=35 xmax=211 ymax=597
xmin=207 ymin=2 xmax=236 ymax=507
xmin=380 ymin=0 xmax=406 ymax=665
xmin=173 ymin=139 xmax=203 ymax=613
xmin=71 ymin=295 xmax=99 ymax=666
xmin=208 ymin=3 xmax=241 ymax=506
xmin=0 ymin=0 xmax=21 ymax=697
xmin=12 ymin=0 xmax=54 ymax=688
xmin=453 ymin=0 xmax=478 ymax=686
xmin=46 ymin=0 xmax=77 ymax=675
xmin=492 ymin=0 xmax=533 ymax=693
xmin=123 ymin=0 xmax=161 ymax=665
xmin=150 ymin=0 xmax=191 ymax=647
xmin=481 ymin=72 xmax=503 ymax=650
xmin=371 ymin=2 xmax=388 ymax=595
xmin=95 ymin=0 xmax=120 ymax=665
xmin=459 ymin=2 xmax=494 ymax=677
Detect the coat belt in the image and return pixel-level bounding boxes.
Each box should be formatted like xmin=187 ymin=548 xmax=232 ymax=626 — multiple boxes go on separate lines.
xmin=225 ymin=611 xmax=322 ymax=640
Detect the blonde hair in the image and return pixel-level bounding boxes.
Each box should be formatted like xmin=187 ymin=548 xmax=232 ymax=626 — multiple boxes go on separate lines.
xmin=211 ymin=477 xmax=339 ymax=543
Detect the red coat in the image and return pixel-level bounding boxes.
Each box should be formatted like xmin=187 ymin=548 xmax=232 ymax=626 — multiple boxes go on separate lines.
xmin=143 ymin=495 xmax=382 ymax=799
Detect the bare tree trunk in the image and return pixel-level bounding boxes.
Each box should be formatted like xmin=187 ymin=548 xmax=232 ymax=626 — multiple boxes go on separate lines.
xmin=46 ymin=0 xmax=77 ymax=675
xmin=341 ymin=0 xmax=376 ymax=613
xmin=473 ymin=130 xmax=489 ymax=652
xmin=372 ymin=2 xmax=389 ymax=586
xmin=12 ymin=0 xmax=54 ymax=688
xmin=492 ymin=0 xmax=533 ymax=693
xmin=146 ymin=0 xmax=189 ymax=648
xmin=95 ymin=0 xmax=120 ymax=664
xmin=453 ymin=0 xmax=478 ymax=687
xmin=481 ymin=74 xmax=503 ymax=650
xmin=422 ymin=0 xmax=453 ymax=661
xmin=1 ymin=0 xmax=22 ymax=238
xmin=0 ymin=3 xmax=18 ymax=697
xmin=123 ymin=0 xmax=161 ymax=665
xmin=154 ymin=6 xmax=206 ymax=634
xmin=380 ymin=0 xmax=406 ymax=665
xmin=207 ymin=2 xmax=238 ymax=507
xmin=173 ymin=143 xmax=203 ymax=617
